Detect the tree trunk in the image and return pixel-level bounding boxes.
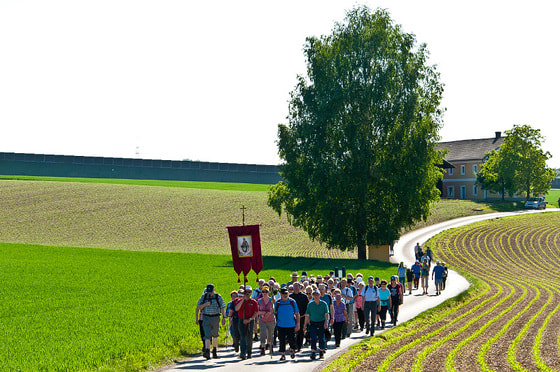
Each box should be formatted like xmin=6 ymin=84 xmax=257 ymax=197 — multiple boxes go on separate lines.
xmin=358 ymin=243 xmax=367 ymax=260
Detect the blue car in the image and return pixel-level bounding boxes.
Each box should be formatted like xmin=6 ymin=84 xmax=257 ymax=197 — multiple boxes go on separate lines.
xmin=525 ymin=197 xmax=547 ymax=210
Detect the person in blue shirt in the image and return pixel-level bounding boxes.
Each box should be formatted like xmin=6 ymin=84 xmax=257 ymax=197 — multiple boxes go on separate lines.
xmin=360 ymin=276 xmax=380 ymax=336
xmin=411 ymin=261 xmax=422 ymax=290
xmin=275 ymin=287 xmax=300 ymax=361
xmin=432 ymin=261 xmax=446 ymax=295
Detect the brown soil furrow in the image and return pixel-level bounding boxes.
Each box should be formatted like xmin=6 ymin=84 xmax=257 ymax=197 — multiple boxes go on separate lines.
xmin=355 ymin=284 xmax=500 ymax=371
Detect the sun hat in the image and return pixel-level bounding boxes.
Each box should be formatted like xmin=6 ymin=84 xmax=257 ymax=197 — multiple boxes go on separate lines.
xmin=291 ymin=272 xmax=299 ymax=277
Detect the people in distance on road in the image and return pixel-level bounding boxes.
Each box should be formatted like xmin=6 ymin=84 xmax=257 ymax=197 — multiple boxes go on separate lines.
xmin=196 ymin=284 xmax=227 ymax=360
xmin=332 ymin=289 xmax=349 ymax=348
xmin=425 ymin=246 xmax=433 ymax=262
xmin=355 ymin=282 xmax=366 ymax=331
xmin=361 ymin=276 xmax=380 ymax=336
xmin=397 ymin=262 xmax=406 ymax=286
xmin=415 ymin=245 xmax=423 ymax=262
xmin=258 ymin=286 xmax=275 ymax=356
xmin=406 ymin=266 xmax=414 ymax=295
xmin=432 ymin=261 xmax=446 ymax=295
xmin=304 ymin=290 xmax=329 ymax=360
xmin=235 ymin=286 xmax=259 ymax=360
xmin=411 ymin=261 xmax=421 ymax=290
xmin=414 ymin=242 xmax=421 ymax=258
xmin=421 ymin=260 xmax=430 ymax=295
xmin=290 ymin=282 xmax=309 ymax=352
xmin=275 ymin=287 xmax=300 ymax=361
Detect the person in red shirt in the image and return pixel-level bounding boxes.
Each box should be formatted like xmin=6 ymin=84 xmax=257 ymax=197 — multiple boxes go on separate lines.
xmin=235 ymin=286 xmax=259 ymax=360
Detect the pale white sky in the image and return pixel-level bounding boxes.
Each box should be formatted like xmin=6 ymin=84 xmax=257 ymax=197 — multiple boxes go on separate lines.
xmin=1 ymin=1 xmax=559 ymax=167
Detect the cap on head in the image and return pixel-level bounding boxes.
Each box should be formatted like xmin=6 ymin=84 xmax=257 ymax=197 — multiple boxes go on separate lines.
xmin=206 ymin=284 xmax=215 ymax=293
xmin=280 ymin=288 xmax=289 ymax=295
xmin=244 ymin=285 xmax=253 ymax=293
xmin=368 ymin=276 xmax=374 ymax=281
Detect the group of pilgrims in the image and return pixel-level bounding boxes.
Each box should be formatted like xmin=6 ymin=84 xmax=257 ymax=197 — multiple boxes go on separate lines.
xmin=196 ymin=243 xmax=448 ymax=362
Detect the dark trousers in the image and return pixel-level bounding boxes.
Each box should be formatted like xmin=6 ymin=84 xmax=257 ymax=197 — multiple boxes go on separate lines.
xmin=333 ymin=321 xmax=345 ymax=346
xmin=231 ymin=317 xmax=240 ymax=349
xmin=356 ymin=308 xmax=365 ymax=329
xmin=390 ymin=300 xmax=400 ymax=324
xmin=277 ymin=326 xmax=296 ymax=353
xmin=364 ymin=301 xmax=378 ymax=335
xmin=309 ymin=321 xmax=326 ymax=351
xmin=295 ymin=316 xmax=305 ymax=349
xmin=238 ymin=319 xmax=254 ymax=358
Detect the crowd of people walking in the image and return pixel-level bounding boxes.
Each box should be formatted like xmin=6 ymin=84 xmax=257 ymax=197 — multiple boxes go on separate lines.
xmin=196 ymin=243 xmax=448 ymax=362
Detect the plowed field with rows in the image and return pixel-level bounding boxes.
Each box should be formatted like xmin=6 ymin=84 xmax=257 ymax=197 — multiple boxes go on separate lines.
xmin=328 ymin=212 xmax=560 ymax=371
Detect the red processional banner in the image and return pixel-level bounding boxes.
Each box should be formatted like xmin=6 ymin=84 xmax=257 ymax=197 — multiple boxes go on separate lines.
xmin=227 ymin=224 xmax=263 ymax=283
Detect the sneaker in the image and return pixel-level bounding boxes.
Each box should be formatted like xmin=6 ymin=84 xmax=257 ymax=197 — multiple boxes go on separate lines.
xmin=240 ymin=355 xmax=246 ymax=360
xmin=280 ymin=354 xmax=286 ymax=361
xmin=290 ymin=348 xmax=295 ymax=359
xmin=212 ymin=348 xmax=218 ymax=359
xmin=365 ymin=328 xmax=370 ymax=335
xmin=310 ymin=351 xmax=316 ymax=360
xmin=203 ymin=348 xmax=211 ymax=360
xmin=319 ymin=350 xmax=324 ymax=359
xmin=247 ymin=355 xmax=252 ymax=359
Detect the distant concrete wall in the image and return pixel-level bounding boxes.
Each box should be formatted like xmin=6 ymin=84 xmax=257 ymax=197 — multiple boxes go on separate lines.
xmin=0 ymin=152 xmax=282 ymax=184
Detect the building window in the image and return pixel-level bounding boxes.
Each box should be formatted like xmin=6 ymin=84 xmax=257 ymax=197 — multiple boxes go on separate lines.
xmin=447 ymin=186 xmax=454 ymax=198
xmin=460 ymin=165 xmax=465 ymax=175
xmin=449 ymin=168 xmax=453 ymax=176
xmin=473 ymin=185 xmax=478 ymax=196
xmin=473 ymin=164 xmax=478 ymax=174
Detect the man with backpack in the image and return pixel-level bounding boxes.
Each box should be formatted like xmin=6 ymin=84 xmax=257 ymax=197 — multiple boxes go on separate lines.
xmin=275 ymin=287 xmax=300 ymax=361
xmin=196 ymin=284 xmax=227 ymax=360
xmin=361 ymin=276 xmax=380 ymax=336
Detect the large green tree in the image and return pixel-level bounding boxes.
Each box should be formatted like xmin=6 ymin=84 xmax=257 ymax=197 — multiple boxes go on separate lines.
xmin=478 ymin=124 xmax=555 ymax=200
xmin=267 ymin=7 xmax=445 ymax=259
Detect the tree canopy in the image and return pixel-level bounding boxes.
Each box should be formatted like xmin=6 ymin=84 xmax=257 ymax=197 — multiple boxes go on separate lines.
xmin=477 ymin=124 xmax=555 ymax=200
xmin=267 ymin=6 xmax=445 ymax=259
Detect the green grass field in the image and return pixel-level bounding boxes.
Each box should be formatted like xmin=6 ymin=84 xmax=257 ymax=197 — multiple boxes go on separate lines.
xmin=1 ymin=243 xmax=395 ymax=371
xmin=0 ymin=176 xmax=538 ymax=371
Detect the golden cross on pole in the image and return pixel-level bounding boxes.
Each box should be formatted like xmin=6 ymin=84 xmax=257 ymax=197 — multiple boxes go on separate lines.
xmin=240 ymin=205 xmax=246 ymax=226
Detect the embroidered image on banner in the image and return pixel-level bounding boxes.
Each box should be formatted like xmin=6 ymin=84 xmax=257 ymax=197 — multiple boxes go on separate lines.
xmin=238 ymin=235 xmax=253 ymax=257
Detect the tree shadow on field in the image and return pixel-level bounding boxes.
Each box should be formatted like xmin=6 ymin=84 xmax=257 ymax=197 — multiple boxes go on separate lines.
xmin=220 ymin=256 xmax=395 ymax=274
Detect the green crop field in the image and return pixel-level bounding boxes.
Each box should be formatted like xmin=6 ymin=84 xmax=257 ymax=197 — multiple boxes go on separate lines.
xmin=0 ymin=243 xmax=395 ymax=371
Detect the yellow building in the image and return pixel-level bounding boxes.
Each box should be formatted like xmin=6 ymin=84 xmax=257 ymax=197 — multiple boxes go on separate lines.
xmin=436 ymin=132 xmax=504 ymax=200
